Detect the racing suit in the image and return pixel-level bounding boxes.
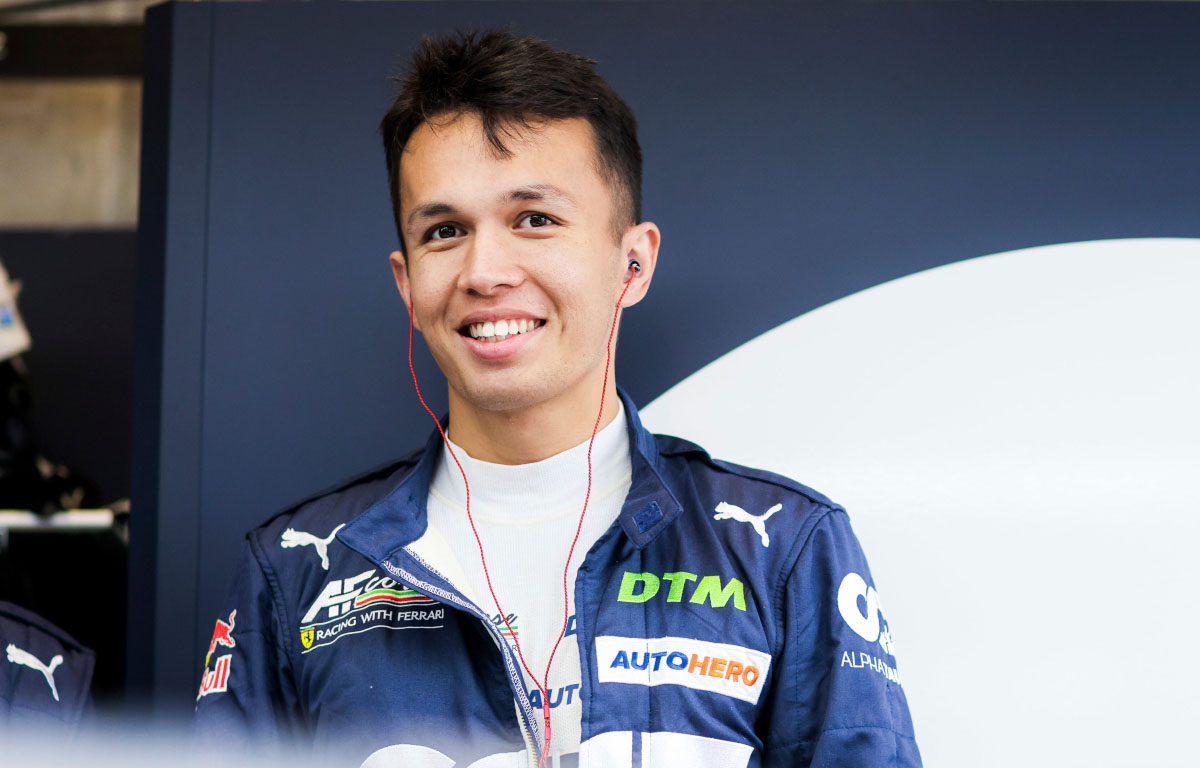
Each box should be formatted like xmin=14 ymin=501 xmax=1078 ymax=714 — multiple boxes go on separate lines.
xmin=194 ymin=390 xmax=921 ymax=767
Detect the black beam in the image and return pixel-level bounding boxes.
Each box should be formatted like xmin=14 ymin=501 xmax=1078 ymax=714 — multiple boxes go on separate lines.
xmin=0 ymin=24 xmax=142 ymax=78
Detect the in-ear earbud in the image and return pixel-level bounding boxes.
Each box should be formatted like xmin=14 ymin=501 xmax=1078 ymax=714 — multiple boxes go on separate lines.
xmin=626 ymin=259 xmax=642 ymax=282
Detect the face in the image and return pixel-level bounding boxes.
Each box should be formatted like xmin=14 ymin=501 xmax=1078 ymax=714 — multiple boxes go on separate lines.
xmin=392 ymin=113 xmax=658 ymax=415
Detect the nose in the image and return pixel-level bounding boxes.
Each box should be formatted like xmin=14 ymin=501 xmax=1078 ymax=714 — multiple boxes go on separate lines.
xmin=457 ymin=224 xmax=525 ymax=296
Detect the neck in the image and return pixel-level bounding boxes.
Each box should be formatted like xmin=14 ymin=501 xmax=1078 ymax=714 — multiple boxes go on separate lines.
xmin=446 ymin=375 xmax=622 ymax=464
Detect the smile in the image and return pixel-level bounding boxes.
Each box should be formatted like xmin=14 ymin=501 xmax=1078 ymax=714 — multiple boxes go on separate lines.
xmin=463 ymin=318 xmax=545 ymax=343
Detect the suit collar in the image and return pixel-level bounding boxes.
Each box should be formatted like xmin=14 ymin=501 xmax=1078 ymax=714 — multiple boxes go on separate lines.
xmin=337 ymin=388 xmax=684 ymax=563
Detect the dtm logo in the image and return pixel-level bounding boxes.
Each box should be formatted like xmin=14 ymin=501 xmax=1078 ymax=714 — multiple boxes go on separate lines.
xmin=617 ymin=571 xmax=746 ymax=611
xmin=837 ymin=572 xmax=895 ymax=657
xmin=596 ymin=635 xmax=772 ymax=705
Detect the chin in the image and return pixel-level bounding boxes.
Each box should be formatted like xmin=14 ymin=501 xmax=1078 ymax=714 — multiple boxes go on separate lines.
xmin=455 ymin=375 xmax=555 ymax=414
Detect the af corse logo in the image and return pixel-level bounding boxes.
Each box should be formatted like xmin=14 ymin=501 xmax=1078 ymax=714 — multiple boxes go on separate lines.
xmin=302 ymin=569 xmax=435 ymax=623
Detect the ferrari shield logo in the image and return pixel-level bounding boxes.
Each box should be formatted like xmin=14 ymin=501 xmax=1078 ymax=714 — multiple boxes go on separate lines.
xmin=300 ymin=628 xmax=314 ymax=649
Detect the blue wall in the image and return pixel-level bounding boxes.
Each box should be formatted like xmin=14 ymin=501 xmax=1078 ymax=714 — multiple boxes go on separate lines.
xmin=133 ymin=0 xmax=1200 ymax=710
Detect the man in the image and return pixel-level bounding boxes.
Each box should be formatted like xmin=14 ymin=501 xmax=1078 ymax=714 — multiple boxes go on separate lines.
xmin=195 ymin=29 xmax=920 ymax=768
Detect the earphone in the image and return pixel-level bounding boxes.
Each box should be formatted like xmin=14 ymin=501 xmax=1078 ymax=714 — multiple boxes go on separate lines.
xmin=406 ymin=273 xmax=637 ymax=768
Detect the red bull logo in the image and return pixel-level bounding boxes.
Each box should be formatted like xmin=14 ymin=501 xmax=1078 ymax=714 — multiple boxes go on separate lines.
xmin=205 ymin=610 xmax=236 ymax=667
xmin=197 ymin=654 xmax=231 ymax=700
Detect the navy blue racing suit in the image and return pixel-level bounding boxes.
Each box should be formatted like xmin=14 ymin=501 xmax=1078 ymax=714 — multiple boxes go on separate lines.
xmin=194 ymin=390 xmax=921 ymax=767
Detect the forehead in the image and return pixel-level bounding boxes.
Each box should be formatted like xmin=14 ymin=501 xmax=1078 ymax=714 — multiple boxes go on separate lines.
xmin=398 ymin=114 xmax=611 ymax=214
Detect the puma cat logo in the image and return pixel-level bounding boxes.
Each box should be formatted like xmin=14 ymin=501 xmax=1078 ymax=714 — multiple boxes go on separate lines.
xmin=713 ymin=502 xmax=783 ymax=548
xmin=280 ymin=523 xmax=345 ymax=570
xmin=6 ymin=644 xmax=63 ymax=702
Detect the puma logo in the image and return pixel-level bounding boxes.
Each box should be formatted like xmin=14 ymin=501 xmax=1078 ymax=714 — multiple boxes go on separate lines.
xmin=6 ymin=643 xmax=63 ymax=702
xmin=713 ymin=502 xmax=783 ymax=548
xmin=280 ymin=523 xmax=345 ymax=570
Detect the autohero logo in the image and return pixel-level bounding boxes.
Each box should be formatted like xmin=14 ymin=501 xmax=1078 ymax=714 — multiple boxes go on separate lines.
xmin=299 ymin=568 xmax=444 ymax=653
xmin=617 ymin=571 xmax=747 ymax=611
xmin=596 ymin=635 xmax=772 ymax=704
xmin=837 ymin=571 xmax=902 ymax=686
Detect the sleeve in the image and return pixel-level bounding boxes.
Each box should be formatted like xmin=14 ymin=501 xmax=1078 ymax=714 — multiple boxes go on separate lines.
xmin=0 ymin=600 xmax=95 ymax=733
xmin=762 ymin=509 xmax=922 ymax=767
xmin=192 ymin=534 xmax=302 ymax=748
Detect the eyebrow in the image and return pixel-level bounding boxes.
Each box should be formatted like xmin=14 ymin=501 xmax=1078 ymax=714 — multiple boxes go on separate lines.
xmin=405 ymin=184 xmax=579 ymax=230
xmin=504 ymin=184 xmax=578 ymax=210
xmin=406 ymin=202 xmax=457 ymax=229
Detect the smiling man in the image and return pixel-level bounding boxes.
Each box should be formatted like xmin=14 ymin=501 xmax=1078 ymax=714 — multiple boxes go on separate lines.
xmin=194 ymin=29 xmax=921 ymax=768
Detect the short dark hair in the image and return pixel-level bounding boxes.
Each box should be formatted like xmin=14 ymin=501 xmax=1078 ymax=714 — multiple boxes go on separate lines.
xmin=380 ymin=28 xmax=642 ymax=251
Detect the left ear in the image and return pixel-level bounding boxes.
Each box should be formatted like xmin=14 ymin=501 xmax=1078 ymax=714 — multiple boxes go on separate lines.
xmin=618 ymin=221 xmax=661 ymax=308
xmin=389 ymin=249 xmax=421 ymax=332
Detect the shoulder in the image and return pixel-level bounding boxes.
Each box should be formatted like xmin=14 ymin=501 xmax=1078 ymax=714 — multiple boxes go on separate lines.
xmin=651 ymin=431 xmax=845 ymax=564
xmin=654 ymin=432 xmax=841 ymax=512
xmin=245 ymin=450 xmax=422 ymax=565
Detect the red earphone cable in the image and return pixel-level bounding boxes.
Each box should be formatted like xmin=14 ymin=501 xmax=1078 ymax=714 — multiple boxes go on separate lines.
xmin=407 ymin=277 xmax=635 ymax=768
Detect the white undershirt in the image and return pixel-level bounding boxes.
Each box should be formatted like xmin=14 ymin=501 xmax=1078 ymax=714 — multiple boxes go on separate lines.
xmin=426 ymin=402 xmax=632 ymax=760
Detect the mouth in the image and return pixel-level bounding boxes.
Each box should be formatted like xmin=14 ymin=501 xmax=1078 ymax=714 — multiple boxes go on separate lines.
xmin=459 ymin=317 xmax=546 ymax=343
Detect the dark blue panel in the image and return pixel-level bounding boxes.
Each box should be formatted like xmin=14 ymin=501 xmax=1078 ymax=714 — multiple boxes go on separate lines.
xmin=132 ymin=0 xmax=214 ymax=714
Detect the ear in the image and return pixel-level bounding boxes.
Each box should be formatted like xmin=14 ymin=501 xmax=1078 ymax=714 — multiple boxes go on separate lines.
xmin=618 ymin=221 xmax=661 ymax=309
xmin=389 ymin=250 xmax=421 ymax=331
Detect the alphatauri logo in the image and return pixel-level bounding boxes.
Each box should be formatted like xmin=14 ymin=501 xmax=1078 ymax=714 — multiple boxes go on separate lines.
xmin=837 ymin=572 xmax=895 ymax=657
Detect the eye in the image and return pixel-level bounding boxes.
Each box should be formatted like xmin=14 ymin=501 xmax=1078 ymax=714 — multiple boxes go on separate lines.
xmin=427 ymin=224 xmax=462 ymax=241
xmin=518 ymin=213 xmax=556 ymax=229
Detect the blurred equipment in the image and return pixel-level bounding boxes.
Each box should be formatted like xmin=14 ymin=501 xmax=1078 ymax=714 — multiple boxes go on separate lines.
xmin=0 ymin=260 xmax=98 ymax=515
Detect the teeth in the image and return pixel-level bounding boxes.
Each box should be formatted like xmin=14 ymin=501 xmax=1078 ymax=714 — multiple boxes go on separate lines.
xmin=466 ymin=318 xmax=543 ymax=341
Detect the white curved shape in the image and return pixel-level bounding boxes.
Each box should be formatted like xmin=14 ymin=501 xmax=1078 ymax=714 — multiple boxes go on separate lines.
xmin=641 ymin=238 xmax=1200 ymax=767
xmin=359 ymin=744 xmax=454 ymax=768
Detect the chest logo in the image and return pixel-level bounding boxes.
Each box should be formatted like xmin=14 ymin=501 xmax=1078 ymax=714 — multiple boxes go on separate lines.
xmin=596 ymin=635 xmax=772 ymax=705
xmin=280 ymin=523 xmax=345 ymax=570
xmin=299 ymin=569 xmax=443 ymax=653
xmin=618 ymin=571 xmax=746 ymax=611
xmin=714 ymin=501 xmax=782 ymax=547
xmin=6 ymin=644 xmax=63 ymax=702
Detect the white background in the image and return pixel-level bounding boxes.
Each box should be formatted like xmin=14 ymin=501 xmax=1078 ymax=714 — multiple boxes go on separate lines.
xmin=642 ymin=239 xmax=1200 ymax=767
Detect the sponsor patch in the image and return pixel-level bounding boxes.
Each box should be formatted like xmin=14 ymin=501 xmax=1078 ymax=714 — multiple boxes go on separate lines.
xmin=299 ymin=568 xmax=443 ymax=653
xmin=5 ymin=644 xmax=62 ymax=701
xmin=205 ymin=610 xmax=236 ymax=667
xmin=280 ymin=523 xmax=345 ymax=571
xmin=595 ymin=635 xmax=771 ymax=704
xmin=837 ymin=572 xmax=895 ymax=657
xmin=617 ymin=571 xmax=747 ymax=611
xmin=491 ymin=613 xmax=520 ymax=642
xmin=197 ymin=654 xmax=231 ymax=699
xmin=713 ymin=501 xmax=783 ymax=547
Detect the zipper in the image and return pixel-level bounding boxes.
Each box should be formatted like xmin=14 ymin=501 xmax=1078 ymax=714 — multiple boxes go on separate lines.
xmin=515 ymin=698 xmax=537 ymax=767
xmin=378 ymin=550 xmax=545 ymax=762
